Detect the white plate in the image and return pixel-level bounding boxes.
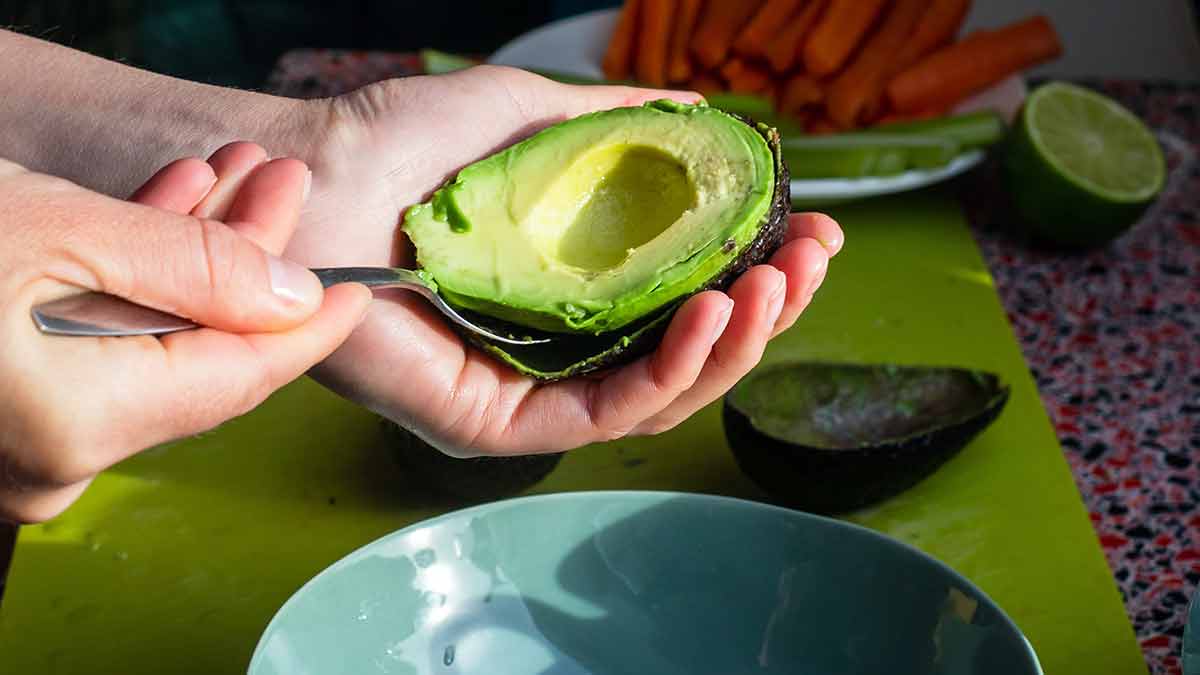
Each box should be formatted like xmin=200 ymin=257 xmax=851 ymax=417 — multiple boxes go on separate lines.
xmin=490 ymin=8 xmax=1026 ymax=205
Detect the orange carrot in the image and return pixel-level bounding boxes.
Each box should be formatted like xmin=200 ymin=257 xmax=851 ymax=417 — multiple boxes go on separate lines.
xmin=887 ymin=14 xmax=1062 ymax=113
xmin=733 ymin=0 xmax=804 ymax=59
xmin=602 ymin=0 xmax=642 ymax=80
xmin=688 ymin=72 xmax=726 ymax=94
xmin=871 ymin=106 xmax=950 ymax=126
xmin=635 ymin=0 xmax=676 ymax=87
xmin=720 ymin=58 xmax=773 ymax=93
xmin=765 ymin=0 xmax=827 ymax=73
xmin=891 ymin=0 xmax=971 ymax=74
xmin=779 ymin=74 xmax=825 ymax=115
xmin=802 ymin=0 xmax=889 ymax=77
xmin=807 ymin=116 xmax=840 ymax=135
xmin=825 ymin=0 xmax=929 ymax=129
xmin=691 ymin=1 xmax=764 ymax=70
xmin=666 ymin=0 xmax=704 ymax=83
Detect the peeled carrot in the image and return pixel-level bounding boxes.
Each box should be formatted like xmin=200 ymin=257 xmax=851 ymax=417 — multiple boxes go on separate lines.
xmin=691 ymin=1 xmax=763 ymax=70
xmin=887 ymin=14 xmax=1062 ymax=113
xmin=733 ymin=0 xmax=804 ymax=60
xmin=807 ymin=116 xmax=840 ymax=135
xmin=666 ymin=0 xmax=704 ymax=83
xmin=765 ymin=0 xmax=827 ymax=73
xmin=891 ymin=0 xmax=971 ymax=74
xmin=779 ymin=74 xmax=824 ymax=115
xmin=825 ymin=0 xmax=929 ymax=129
xmin=602 ymin=0 xmax=642 ymax=80
xmin=802 ymin=0 xmax=888 ymax=77
xmin=635 ymin=0 xmax=676 ymax=87
xmin=721 ymin=58 xmax=773 ymax=94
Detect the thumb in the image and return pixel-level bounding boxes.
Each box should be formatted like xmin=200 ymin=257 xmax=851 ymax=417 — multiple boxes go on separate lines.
xmin=60 ymin=194 xmax=323 ymax=334
xmin=552 ymin=82 xmax=704 ymax=117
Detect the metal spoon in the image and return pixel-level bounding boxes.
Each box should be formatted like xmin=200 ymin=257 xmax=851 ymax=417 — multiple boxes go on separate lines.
xmin=30 ymin=267 xmax=551 ymax=346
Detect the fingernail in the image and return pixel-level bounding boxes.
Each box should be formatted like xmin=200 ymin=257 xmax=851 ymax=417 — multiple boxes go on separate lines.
xmin=267 ymin=255 xmax=321 ymax=307
xmin=711 ymin=297 xmax=734 ymax=344
xmin=817 ymin=234 xmax=842 ymax=255
xmin=767 ymin=275 xmax=787 ymax=319
xmin=302 ymin=169 xmax=313 ymax=205
xmin=806 ymin=256 xmax=829 ymax=296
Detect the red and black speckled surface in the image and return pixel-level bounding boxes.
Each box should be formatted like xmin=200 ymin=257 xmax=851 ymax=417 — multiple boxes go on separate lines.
xmin=267 ymin=53 xmax=1198 ymax=674
xmin=963 ymin=80 xmax=1199 ymax=675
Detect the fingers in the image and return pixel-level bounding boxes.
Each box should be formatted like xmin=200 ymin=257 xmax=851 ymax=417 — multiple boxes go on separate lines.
xmin=65 ymin=193 xmax=323 ymax=333
xmin=766 ymin=236 xmax=829 ymax=338
xmin=786 ymin=212 xmax=844 ymax=256
xmin=128 ymin=158 xmax=216 ymax=212
xmin=191 ymin=141 xmax=269 ymax=220
xmin=629 ymin=266 xmax=786 ymax=436
xmin=553 ymin=80 xmax=704 ymax=117
xmin=130 ymin=282 xmax=372 ymax=454
xmin=223 ymin=158 xmax=311 ymax=255
xmin=495 ymin=291 xmax=732 ymax=452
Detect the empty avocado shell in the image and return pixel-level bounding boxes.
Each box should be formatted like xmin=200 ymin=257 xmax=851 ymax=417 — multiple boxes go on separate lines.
xmin=723 ymin=362 xmax=1010 ymax=515
xmin=383 ymin=420 xmax=563 ymax=501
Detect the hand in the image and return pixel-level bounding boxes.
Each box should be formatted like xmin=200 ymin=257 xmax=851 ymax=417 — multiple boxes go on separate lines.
xmin=0 ymin=143 xmax=371 ymax=522
xmin=291 ymin=66 xmax=844 ymax=456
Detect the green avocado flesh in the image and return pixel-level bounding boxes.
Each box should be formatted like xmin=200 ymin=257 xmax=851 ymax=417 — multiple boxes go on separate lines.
xmin=403 ymin=100 xmax=777 ymax=336
xmin=728 ymin=363 xmax=1007 ymax=449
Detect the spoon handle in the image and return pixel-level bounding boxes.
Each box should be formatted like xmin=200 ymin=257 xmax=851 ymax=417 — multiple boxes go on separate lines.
xmin=30 ymin=267 xmax=427 ymax=338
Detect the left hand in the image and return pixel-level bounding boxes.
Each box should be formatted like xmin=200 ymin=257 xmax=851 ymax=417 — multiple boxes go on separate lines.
xmin=288 ymin=66 xmax=844 ymax=457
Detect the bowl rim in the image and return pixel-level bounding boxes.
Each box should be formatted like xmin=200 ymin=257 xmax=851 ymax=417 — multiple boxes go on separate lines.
xmin=248 ymin=489 xmax=1043 ymax=673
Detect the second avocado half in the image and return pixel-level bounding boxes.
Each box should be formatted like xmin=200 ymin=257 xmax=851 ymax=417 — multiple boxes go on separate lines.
xmin=403 ymin=100 xmax=790 ymax=380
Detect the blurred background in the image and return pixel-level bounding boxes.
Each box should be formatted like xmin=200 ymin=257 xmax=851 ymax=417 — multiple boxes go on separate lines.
xmin=2 ymin=0 xmax=1197 ymax=88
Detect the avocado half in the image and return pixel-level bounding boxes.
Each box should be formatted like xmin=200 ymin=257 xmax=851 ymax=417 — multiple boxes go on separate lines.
xmin=403 ymin=100 xmax=790 ymax=380
xmin=723 ymin=362 xmax=1010 ymax=515
xmin=383 ymin=420 xmax=564 ymax=501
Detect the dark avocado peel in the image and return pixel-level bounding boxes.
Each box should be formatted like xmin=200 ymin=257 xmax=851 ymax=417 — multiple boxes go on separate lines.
xmin=723 ymin=362 xmax=1010 ymax=515
xmin=403 ymin=100 xmax=791 ymax=381
xmin=383 ymin=420 xmax=563 ymax=501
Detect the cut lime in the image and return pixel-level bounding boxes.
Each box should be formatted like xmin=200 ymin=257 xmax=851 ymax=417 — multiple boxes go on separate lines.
xmin=1003 ymin=81 xmax=1165 ymax=246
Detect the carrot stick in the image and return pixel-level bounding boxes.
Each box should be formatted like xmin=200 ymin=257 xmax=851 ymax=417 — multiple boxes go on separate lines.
xmin=891 ymin=0 xmax=971 ymax=74
xmin=807 ymin=116 xmax=840 ymax=135
xmin=666 ymin=0 xmax=704 ymax=83
xmin=802 ymin=0 xmax=889 ymax=77
xmin=886 ymin=14 xmax=1062 ymax=113
xmin=691 ymin=1 xmax=764 ymax=70
xmin=602 ymin=0 xmax=642 ymax=80
xmin=720 ymin=58 xmax=773 ymax=94
xmin=779 ymin=74 xmax=825 ymax=115
xmin=825 ymin=0 xmax=929 ymax=129
xmin=688 ymin=72 xmax=726 ymax=94
xmin=733 ymin=0 xmax=804 ymax=60
xmin=765 ymin=0 xmax=827 ymax=73
xmin=635 ymin=0 xmax=676 ymax=87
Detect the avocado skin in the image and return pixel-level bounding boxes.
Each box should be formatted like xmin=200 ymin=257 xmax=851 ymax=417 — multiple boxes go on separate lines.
xmin=722 ymin=373 xmax=1009 ymax=516
xmin=456 ymin=115 xmax=791 ymax=382
xmin=383 ymin=420 xmax=563 ymax=501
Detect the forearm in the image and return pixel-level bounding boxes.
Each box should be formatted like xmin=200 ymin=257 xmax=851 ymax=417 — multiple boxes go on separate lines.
xmin=0 ymin=29 xmax=327 ymax=197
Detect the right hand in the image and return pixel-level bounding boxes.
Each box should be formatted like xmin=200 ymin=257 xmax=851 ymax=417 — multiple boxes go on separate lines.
xmin=0 ymin=142 xmax=371 ymax=523
xmin=289 ymin=66 xmax=843 ymax=458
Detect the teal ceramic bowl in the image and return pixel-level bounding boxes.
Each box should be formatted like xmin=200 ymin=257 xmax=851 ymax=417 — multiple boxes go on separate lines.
xmin=250 ymin=491 xmax=1041 ymax=675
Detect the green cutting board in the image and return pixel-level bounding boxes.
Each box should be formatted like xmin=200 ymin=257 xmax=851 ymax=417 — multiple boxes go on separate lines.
xmin=0 ymin=189 xmax=1144 ymax=674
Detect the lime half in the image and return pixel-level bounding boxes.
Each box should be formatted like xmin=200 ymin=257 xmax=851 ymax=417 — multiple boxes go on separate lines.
xmin=1003 ymin=81 xmax=1165 ymax=246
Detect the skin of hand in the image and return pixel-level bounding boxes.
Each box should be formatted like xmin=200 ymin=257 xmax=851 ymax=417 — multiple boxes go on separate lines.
xmin=288 ymin=65 xmax=845 ymax=457
xmin=0 ymin=32 xmax=842 ymax=460
xmin=0 ymin=143 xmax=371 ymax=523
